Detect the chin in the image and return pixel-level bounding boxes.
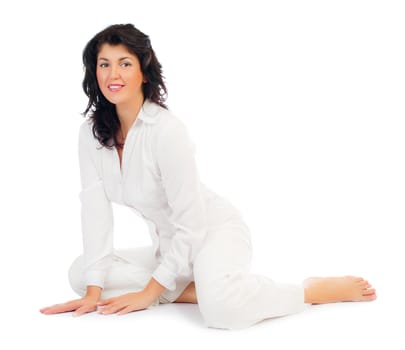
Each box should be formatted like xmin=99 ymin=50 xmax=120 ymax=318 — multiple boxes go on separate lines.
xmin=105 ymin=96 xmax=123 ymax=105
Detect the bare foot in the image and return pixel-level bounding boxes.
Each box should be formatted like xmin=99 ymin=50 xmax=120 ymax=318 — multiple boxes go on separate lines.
xmin=303 ymin=276 xmax=377 ymax=304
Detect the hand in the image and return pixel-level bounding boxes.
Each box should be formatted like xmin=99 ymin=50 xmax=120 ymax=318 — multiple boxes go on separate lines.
xmin=40 ymin=296 xmax=98 ymax=317
xmin=97 ymin=291 xmax=155 ymax=315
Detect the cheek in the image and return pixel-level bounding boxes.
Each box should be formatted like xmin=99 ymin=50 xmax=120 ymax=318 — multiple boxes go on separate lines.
xmin=96 ymin=70 xmax=104 ymax=85
xmin=97 ymin=68 xmax=111 ymax=87
xmin=96 ymin=72 xmax=110 ymax=96
xmin=127 ymin=71 xmax=145 ymax=88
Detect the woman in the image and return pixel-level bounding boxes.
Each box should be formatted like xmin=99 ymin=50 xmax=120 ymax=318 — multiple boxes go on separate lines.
xmin=40 ymin=24 xmax=376 ymax=330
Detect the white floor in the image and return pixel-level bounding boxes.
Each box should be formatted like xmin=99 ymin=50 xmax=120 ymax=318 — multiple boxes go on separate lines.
xmin=3 ymin=243 xmax=403 ymax=350
xmin=5 ymin=285 xmax=402 ymax=350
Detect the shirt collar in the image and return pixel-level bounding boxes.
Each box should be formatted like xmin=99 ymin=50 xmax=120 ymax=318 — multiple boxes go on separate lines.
xmin=137 ymin=99 xmax=161 ymax=124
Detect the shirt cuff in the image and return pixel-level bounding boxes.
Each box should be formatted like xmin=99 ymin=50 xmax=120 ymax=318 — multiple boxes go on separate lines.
xmin=84 ymin=269 xmax=106 ymax=289
xmin=152 ymin=264 xmax=178 ymax=291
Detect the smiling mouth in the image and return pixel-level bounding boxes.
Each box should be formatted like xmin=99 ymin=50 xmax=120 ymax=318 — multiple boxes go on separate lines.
xmin=108 ymin=84 xmax=124 ymax=92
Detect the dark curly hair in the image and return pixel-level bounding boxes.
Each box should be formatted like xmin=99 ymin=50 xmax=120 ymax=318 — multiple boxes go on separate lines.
xmin=82 ymin=23 xmax=168 ymax=148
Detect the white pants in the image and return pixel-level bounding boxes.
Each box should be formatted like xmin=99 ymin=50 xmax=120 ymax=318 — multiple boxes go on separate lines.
xmin=69 ymin=218 xmax=305 ymax=329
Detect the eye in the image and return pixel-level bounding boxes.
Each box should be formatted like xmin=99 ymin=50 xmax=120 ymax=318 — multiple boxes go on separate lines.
xmin=99 ymin=63 xmax=109 ymax=68
xmin=121 ymin=62 xmax=132 ymax=67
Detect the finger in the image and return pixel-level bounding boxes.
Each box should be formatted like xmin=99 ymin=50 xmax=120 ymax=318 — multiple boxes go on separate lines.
xmin=99 ymin=303 xmax=124 ymax=315
xmin=40 ymin=301 xmax=79 ymax=315
xmin=117 ymin=307 xmax=129 ymax=316
xmin=40 ymin=305 xmax=57 ymax=313
xmin=116 ymin=305 xmax=143 ymax=315
xmin=73 ymin=304 xmax=97 ymax=317
xmin=97 ymin=298 xmax=115 ymax=307
xmin=42 ymin=305 xmax=75 ymax=314
xmin=117 ymin=306 xmax=133 ymax=315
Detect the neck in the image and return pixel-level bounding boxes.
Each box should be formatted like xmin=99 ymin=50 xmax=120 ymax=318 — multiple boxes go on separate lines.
xmin=116 ymin=94 xmax=145 ymax=137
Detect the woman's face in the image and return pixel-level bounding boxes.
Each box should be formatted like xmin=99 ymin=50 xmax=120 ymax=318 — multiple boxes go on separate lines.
xmin=96 ymin=43 xmax=145 ymax=106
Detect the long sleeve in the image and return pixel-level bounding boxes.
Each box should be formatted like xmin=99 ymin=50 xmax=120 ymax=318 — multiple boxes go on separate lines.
xmin=152 ymin=117 xmax=207 ymax=291
xmin=78 ymin=121 xmax=114 ymax=288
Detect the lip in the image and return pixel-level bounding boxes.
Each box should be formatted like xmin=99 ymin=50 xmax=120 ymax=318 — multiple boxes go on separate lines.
xmin=108 ymin=84 xmax=124 ymax=92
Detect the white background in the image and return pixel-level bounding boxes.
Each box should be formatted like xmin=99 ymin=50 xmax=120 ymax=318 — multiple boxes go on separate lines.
xmin=1 ymin=0 xmax=404 ymax=349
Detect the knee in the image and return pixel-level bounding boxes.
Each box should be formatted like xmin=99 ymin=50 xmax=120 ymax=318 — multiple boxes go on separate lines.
xmin=196 ymin=278 xmax=252 ymax=330
xmin=68 ymin=255 xmax=86 ymax=297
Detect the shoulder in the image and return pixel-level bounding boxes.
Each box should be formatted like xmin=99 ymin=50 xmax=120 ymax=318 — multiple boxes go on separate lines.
xmin=78 ymin=119 xmax=101 ymax=149
xmin=143 ymin=101 xmax=193 ymax=152
xmin=142 ymin=100 xmax=188 ymax=132
xmin=79 ymin=119 xmax=93 ymax=137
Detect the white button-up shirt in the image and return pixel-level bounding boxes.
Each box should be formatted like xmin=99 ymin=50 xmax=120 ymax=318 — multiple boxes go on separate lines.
xmin=78 ymin=100 xmax=241 ymax=291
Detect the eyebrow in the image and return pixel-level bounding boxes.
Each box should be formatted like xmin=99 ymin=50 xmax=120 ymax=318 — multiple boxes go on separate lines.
xmin=98 ymin=57 xmax=133 ymax=61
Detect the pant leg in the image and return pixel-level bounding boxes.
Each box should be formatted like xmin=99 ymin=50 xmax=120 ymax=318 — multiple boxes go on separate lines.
xmin=68 ymin=245 xmax=189 ymax=304
xmin=193 ymin=219 xmax=305 ymax=330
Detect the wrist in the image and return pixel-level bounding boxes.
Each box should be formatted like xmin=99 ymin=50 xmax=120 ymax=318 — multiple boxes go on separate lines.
xmin=143 ymin=278 xmax=165 ymax=302
xmin=85 ymin=285 xmax=102 ymax=301
xmin=139 ymin=290 xmax=158 ymax=306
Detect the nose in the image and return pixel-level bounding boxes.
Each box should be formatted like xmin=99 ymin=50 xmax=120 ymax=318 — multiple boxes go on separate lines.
xmin=110 ymin=64 xmax=120 ymax=80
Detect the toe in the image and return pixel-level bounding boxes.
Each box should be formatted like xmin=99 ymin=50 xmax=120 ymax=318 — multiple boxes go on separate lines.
xmin=362 ymin=288 xmax=376 ymax=296
xmin=353 ymin=276 xmax=364 ymax=282
xmin=359 ymin=281 xmax=371 ymax=288
xmin=361 ymin=294 xmax=377 ymax=301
